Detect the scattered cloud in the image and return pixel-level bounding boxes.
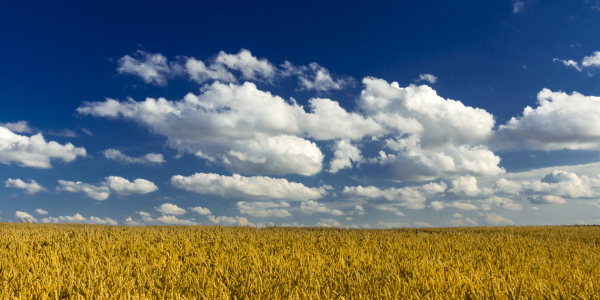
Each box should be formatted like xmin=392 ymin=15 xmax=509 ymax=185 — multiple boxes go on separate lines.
xmin=485 ymin=213 xmax=514 ymax=225
xmin=189 ymin=206 xmax=212 ymax=215
xmin=328 ymin=139 xmax=363 ymax=173
xmin=171 ymin=173 xmax=327 ymax=201
xmin=57 ymin=180 xmax=111 ymax=200
xmin=15 ymin=211 xmax=38 ymax=222
xmin=0 ymin=126 xmax=86 ymax=168
xmin=316 ymin=218 xmax=340 ymax=227
xmin=5 ymin=178 xmax=47 ymax=194
xmin=155 ymin=203 xmax=187 ymax=215
xmin=105 ymin=176 xmax=158 ymax=195
xmin=417 ymin=74 xmax=438 ymax=84
xmin=237 ymin=201 xmax=291 ymax=217
xmin=281 ymin=61 xmax=354 ymax=92
xmin=35 ymin=209 xmax=48 ymax=215
xmin=297 ymin=200 xmax=343 ymax=215
xmin=554 ymin=51 xmax=600 ymax=73
xmin=207 ymin=215 xmax=255 ymax=227
xmin=0 ymin=121 xmax=32 ymax=133
xmin=102 ymin=149 xmax=165 ymax=164
xmin=117 ymin=50 xmax=177 ymax=86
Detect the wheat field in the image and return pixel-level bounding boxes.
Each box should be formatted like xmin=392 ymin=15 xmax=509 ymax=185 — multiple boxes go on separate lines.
xmin=1 ymin=223 xmax=599 ymax=299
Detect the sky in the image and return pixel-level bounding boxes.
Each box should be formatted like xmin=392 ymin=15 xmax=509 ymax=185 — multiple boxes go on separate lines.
xmin=1 ymin=0 xmax=600 ymax=228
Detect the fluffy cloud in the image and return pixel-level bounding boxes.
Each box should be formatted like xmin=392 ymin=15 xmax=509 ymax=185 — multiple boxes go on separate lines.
xmin=485 ymin=213 xmax=515 ymax=225
xmin=5 ymin=178 xmax=47 ymax=194
xmin=0 ymin=121 xmax=32 ymax=133
xmin=328 ymin=140 xmax=363 ymax=173
xmin=35 ymin=209 xmax=48 ymax=215
xmin=417 ymin=74 xmax=437 ymax=84
xmin=316 ymin=218 xmax=340 ymax=227
xmin=189 ymin=206 xmax=211 ymax=215
xmin=57 ymin=180 xmax=111 ymax=201
xmin=156 ymin=215 xmax=196 ymax=225
xmin=429 ymin=201 xmax=478 ymax=211
xmin=15 ymin=211 xmax=37 ymax=222
xmin=297 ymin=200 xmax=343 ymax=215
xmin=105 ymin=176 xmax=158 ymax=195
xmin=214 ymin=49 xmax=277 ymax=82
xmin=480 ymin=196 xmax=523 ymax=210
xmin=343 ymin=182 xmax=447 ymax=210
xmin=155 ymin=203 xmax=187 ymax=215
xmin=117 ymin=51 xmax=178 ymax=86
xmin=89 ymin=216 xmax=118 ymax=225
xmin=237 ymin=201 xmax=291 ymax=217
xmin=359 ymin=78 xmax=503 ymax=180
xmin=0 ymin=126 xmax=86 ymax=168
xmin=499 ymin=89 xmax=600 ymax=150
xmin=171 ymin=173 xmax=326 ymax=201
xmin=207 ymin=215 xmax=255 ymax=227
xmin=57 ymin=176 xmax=157 ymax=200
xmin=102 ymin=149 xmax=165 ymax=164
xmin=281 ymin=61 xmax=354 ymax=92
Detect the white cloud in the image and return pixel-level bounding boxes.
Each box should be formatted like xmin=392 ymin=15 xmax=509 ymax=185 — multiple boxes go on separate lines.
xmin=186 ymin=57 xmax=236 ymax=84
xmin=316 ymin=218 xmax=340 ymax=227
xmin=417 ymin=74 xmax=438 ymax=84
xmin=298 ymin=200 xmax=343 ymax=215
xmin=105 ymin=176 xmax=158 ymax=195
xmin=5 ymin=178 xmax=47 ymax=194
xmin=15 ymin=211 xmax=37 ymax=222
xmin=207 ymin=215 xmax=255 ymax=227
xmin=35 ymin=209 xmax=48 ymax=215
xmin=0 ymin=126 xmax=86 ymax=168
xmin=102 ymin=149 xmax=165 ymax=164
xmin=480 ymin=196 xmax=522 ymax=210
xmin=117 ymin=51 xmax=177 ymax=86
xmin=328 ymin=139 xmax=363 ymax=173
xmin=343 ymin=182 xmax=447 ymax=210
xmin=499 ymin=89 xmax=600 ymax=150
xmin=89 ymin=216 xmax=118 ymax=225
xmin=553 ymin=58 xmax=582 ymax=72
xmin=215 ymin=49 xmax=277 ymax=82
xmin=171 ymin=173 xmax=326 ymax=201
xmin=156 ymin=215 xmax=196 ymax=225
xmin=189 ymin=206 xmax=211 ymax=215
xmin=155 ymin=203 xmax=187 ymax=215
xmin=359 ymin=78 xmax=503 ymax=180
xmin=512 ymin=0 xmax=525 ymax=13
xmin=281 ymin=61 xmax=354 ymax=92
xmin=0 ymin=121 xmax=32 ymax=133
xmin=485 ymin=213 xmax=515 ymax=225
xmin=237 ymin=201 xmax=291 ymax=217
xmin=582 ymin=51 xmax=600 ymax=68
xmin=429 ymin=201 xmax=477 ymax=211
xmin=528 ymin=195 xmax=566 ymax=204
xmin=57 ymin=180 xmax=111 ymax=201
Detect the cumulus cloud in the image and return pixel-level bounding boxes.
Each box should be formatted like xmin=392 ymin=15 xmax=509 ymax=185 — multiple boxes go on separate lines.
xmin=40 ymin=213 xmax=114 ymax=224
xmin=214 ymin=49 xmax=277 ymax=82
xmin=0 ymin=121 xmax=32 ymax=133
xmin=89 ymin=216 xmax=118 ymax=225
xmin=237 ymin=201 xmax=291 ymax=217
xmin=57 ymin=176 xmax=157 ymax=200
xmin=5 ymin=178 xmax=47 ymax=194
xmin=156 ymin=215 xmax=196 ymax=225
xmin=281 ymin=61 xmax=354 ymax=92
xmin=15 ymin=211 xmax=37 ymax=222
xmin=328 ymin=139 xmax=363 ymax=173
xmin=155 ymin=203 xmax=187 ymax=215
xmin=486 ymin=213 xmax=514 ymax=225
xmin=417 ymin=74 xmax=437 ymax=84
xmin=343 ymin=182 xmax=447 ymax=210
xmin=35 ymin=209 xmax=48 ymax=215
xmin=499 ymin=89 xmax=600 ymax=150
xmin=316 ymin=218 xmax=340 ymax=227
xmin=171 ymin=173 xmax=326 ymax=201
xmin=117 ymin=51 xmax=179 ymax=86
xmin=207 ymin=215 xmax=255 ymax=227
xmin=57 ymin=180 xmax=111 ymax=201
xmin=186 ymin=57 xmax=237 ymax=84
xmin=105 ymin=176 xmax=158 ymax=195
xmin=189 ymin=206 xmax=211 ymax=215
xmin=297 ymin=200 xmax=343 ymax=215
xmin=0 ymin=126 xmax=86 ymax=168
xmin=359 ymin=78 xmax=503 ymax=180
xmin=102 ymin=149 xmax=165 ymax=164
xmin=429 ymin=201 xmax=478 ymax=211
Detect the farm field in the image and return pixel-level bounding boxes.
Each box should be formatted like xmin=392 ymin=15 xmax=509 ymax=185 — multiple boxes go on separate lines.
xmin=1 ymin=224 xmax=599 ymax=299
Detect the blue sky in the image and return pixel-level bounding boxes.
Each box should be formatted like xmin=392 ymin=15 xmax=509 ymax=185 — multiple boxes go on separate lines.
xmin=2 ymin=0 xmax=600 ymax=227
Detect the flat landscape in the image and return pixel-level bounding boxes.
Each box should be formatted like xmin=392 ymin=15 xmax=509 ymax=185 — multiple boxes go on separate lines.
xmin=1 ymin=224 xmax=599 ymax=299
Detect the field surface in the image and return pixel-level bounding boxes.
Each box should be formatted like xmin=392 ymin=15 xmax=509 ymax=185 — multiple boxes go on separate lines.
xmin=1 ymin=224 xmax=599 ymax=299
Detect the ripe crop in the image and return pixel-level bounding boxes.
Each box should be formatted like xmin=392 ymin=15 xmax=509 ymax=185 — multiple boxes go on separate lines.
xmin=1 ymin=224 xmax=599 ymax=299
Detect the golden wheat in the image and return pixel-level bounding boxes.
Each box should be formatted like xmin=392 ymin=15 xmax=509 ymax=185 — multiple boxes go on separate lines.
xmin=1 ymin=223 xmax=599 ymax=299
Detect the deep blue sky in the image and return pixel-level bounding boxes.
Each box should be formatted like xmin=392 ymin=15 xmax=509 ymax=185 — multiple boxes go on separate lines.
xmin=1 ymin=0 xmax=600 ymax=227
